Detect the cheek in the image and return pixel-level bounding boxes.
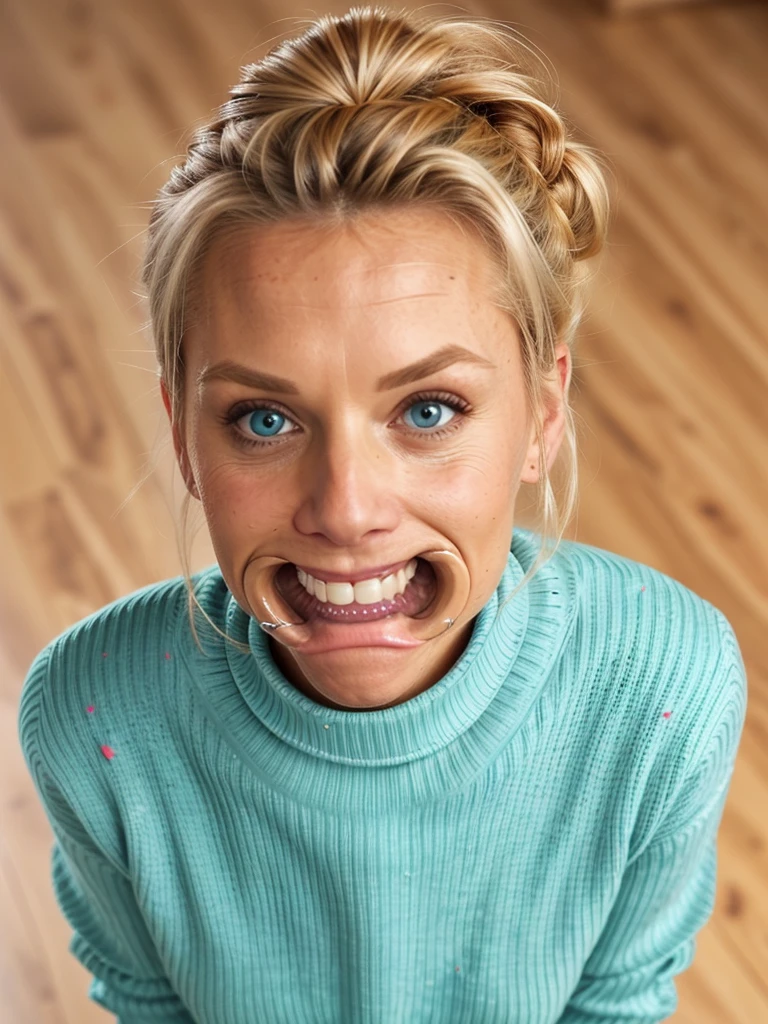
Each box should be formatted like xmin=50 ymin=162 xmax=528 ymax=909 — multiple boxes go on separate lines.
xmin=423 ymin=456 xmax=518 ymax=594
xmin=197 ymin=461 xmax=291 ymax=536
xmin=420 ymin=447 xmax=519 ymax=526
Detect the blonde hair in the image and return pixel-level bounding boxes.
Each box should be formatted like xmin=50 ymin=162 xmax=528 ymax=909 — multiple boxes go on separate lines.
xmin=140 ymin=4 xmax=612 ymax=653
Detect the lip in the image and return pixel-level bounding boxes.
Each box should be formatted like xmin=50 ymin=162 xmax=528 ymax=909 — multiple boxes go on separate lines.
xmin=292 ymin=557 xmax=415 ymax=584
xmin=272 ymin=614 xmax=424 ymax=653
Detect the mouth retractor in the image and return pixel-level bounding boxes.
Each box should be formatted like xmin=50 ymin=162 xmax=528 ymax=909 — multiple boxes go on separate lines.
xmin=243 ymin=549 xmax=471 ymax=649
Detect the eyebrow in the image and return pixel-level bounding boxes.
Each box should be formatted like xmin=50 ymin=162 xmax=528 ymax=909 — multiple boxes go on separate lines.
xmin=197 ymin=343 xmax=496 ymax=395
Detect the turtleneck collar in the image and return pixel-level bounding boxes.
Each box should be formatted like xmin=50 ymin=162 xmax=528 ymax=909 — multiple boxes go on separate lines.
xmin=178 ymin=527 xmax=578 ymax=807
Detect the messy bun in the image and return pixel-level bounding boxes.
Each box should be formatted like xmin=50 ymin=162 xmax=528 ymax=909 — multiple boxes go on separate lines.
xmin=140 ymin=5 xmax=611 ymax=646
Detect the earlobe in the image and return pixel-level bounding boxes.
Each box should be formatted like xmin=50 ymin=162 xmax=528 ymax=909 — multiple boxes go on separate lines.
xmin=520 ymin=345 xmax=570 ymax=486
xmin=520 ymin=418 xmax=541 ymax=485
xmin=520 ymin=454 xmax=539 ymax=486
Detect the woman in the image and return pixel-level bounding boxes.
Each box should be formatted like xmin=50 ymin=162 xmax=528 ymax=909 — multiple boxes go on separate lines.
xmin=18 ymin=7 xmax=747 ymax=1023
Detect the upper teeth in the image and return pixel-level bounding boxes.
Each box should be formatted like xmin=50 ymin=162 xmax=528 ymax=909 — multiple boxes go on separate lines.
xmin=296 ymin=558 xmax=418 ymax=606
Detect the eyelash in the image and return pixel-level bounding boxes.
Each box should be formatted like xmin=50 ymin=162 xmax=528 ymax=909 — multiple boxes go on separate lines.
xmin=220 ymin=391 xmax=471 ymax=451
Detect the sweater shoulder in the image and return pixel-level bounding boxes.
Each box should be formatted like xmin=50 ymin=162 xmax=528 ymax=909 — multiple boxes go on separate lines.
xmin=23 ymin=563 xmax=226 ymax=678
xmin=21 ymin=573 xmax=183 ymax=693
xmin=551 ymin=533 xmax=747 ymax=814
xmin=554 ymin=532 xmax=738 ymax=663
xmin=522 ymin=529 xmax=746 ymax=753
xmin=516 ymin=526 xmax=735 ymax=655
xmin=17 ymin=565 xmax=226 ymax=868
xmin=17 ymin=569 xmax=196 ymax=751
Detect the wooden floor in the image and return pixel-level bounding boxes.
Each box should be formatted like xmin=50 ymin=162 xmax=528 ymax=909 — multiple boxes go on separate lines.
xmin=2 ymin=0 xmax=766 ymax=1021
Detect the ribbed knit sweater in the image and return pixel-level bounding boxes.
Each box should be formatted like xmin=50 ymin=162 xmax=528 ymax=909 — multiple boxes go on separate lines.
xmin=17 ymin=526 xmax=747 ymax=1024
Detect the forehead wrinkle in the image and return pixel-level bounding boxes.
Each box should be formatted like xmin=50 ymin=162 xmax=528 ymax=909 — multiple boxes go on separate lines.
xmin=363 ymin=291 xmax=448 ymax=307
xmin=202 ymin=231 xmax=492 ymax=329
xmin=218 ymin=262 xmax=470 ymax=313
xmin=212 ymin=252 xmax=472 ymax=304
xmin=353 ymin=260 xmax=465 ymax=272
xmin=255 ymin=291 xmax=452 ymax=310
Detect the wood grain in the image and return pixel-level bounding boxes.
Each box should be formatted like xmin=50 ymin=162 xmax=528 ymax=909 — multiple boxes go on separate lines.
xmin=2 ymin=0 xmax=766 ymax=1020
xmin=604 ymin=0 xmax=722 ymax=15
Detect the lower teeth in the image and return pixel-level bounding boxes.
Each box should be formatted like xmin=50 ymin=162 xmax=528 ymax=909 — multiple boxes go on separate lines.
xmin=321 ymin=604 xmax=397 ymax=618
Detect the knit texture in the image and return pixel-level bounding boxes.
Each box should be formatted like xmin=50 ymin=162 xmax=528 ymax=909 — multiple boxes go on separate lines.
xmin=17 ymin=526 xmax=747 ymax=1024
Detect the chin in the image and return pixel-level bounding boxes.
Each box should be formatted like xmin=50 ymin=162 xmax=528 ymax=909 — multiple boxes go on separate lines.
xmin=287 ymin=645 xmax=432 ymax=709
xmin=312 ymin=681 xmax=418 ymax=711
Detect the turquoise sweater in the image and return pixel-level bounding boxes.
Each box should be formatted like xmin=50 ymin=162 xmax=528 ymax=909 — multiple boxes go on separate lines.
xmin=17 ymin=527 xmax=747 ymax=1024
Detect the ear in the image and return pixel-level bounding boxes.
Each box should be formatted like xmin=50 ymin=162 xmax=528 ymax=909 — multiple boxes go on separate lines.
xmin=519 ymin=342 xmax=571 ymax=485
xmin=160 ymin=378 xmax=200 ymax=501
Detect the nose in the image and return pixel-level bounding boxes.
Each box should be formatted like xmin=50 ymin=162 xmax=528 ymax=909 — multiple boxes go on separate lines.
xmin=292 ymin=421 xmax=401 ymax=546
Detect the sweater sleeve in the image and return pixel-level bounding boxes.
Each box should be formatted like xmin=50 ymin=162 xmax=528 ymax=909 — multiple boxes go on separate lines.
xmin=556 ymin=610 xmax=748 ymax=1024
xmin=18 ymin=643 xmax=197 ymax=1024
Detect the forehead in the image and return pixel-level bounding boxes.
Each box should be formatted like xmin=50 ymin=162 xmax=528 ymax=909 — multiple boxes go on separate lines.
xmin=194 ymin=207 xmax=500 ymax=326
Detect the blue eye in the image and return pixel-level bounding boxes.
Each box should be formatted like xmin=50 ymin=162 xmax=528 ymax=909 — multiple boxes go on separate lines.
xmin=246 ymin=409 xmax=292 ymax=437
xmin=223 ymin=390 xmax=469 ymax=450
xmin=402 ymin=399 xmax=457 ymax=431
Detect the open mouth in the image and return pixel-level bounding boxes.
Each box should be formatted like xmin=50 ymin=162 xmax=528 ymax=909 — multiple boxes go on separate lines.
xmin=243 ymin=548 xmax=471 ymax=652
xmin=274 ymin=557 xmax=438 ymax=624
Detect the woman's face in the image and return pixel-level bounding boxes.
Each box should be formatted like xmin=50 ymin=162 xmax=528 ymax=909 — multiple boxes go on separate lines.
xmin=162 ymin=207 xmax=569 ymax=711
